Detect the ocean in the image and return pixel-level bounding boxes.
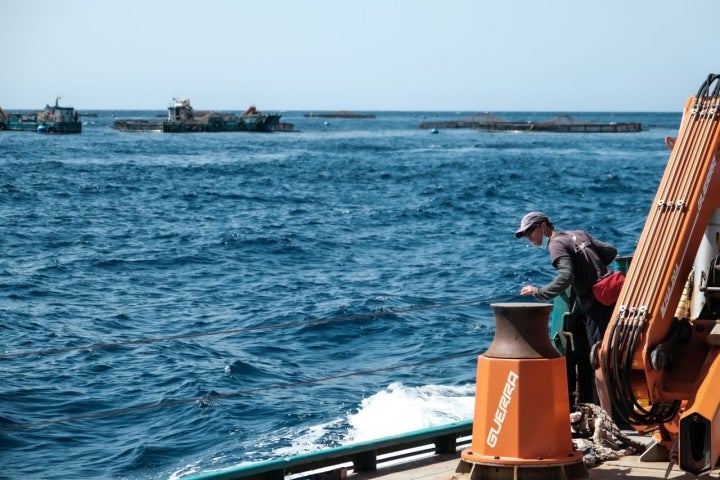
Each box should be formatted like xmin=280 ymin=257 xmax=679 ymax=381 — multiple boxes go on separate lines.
xmin=0 ymin=109 xmax=680 ymax=479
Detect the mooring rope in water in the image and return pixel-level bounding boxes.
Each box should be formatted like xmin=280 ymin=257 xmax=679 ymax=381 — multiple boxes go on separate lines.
xmin=0 ymin=351 xmax=478 ymax=432
xmin=0 ymin=293 xmax=521 ymax=360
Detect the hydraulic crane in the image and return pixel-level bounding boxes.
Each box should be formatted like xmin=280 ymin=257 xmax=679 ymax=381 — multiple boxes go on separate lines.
xmin=600 ymin=73 xmax=720 ymax=476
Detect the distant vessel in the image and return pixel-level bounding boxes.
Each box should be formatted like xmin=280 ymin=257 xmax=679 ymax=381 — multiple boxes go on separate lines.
xmin=112 ymin=98 xmax=282 ymax=133
xmin=0 ymin=110 xmax=38 ymax=132
xmin=419 ymin=113 xmax=643 ymax=133
xmin=0 ymin=98 xmax=82 ymax=134
xmin=305 ymin=111 xmax=376 ymax=119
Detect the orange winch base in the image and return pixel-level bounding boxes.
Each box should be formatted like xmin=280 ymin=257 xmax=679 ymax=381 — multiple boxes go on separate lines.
xmin=461 ymin=355 xmax=581 ymax=465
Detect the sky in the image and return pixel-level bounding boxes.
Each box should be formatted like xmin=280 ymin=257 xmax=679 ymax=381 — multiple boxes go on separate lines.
xmin=2 ymin=0 xmax=719 ymax=111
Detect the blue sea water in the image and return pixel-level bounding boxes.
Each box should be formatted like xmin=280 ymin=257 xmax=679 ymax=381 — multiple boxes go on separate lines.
xmin=0 ymin=110 xmax=680 ymax=479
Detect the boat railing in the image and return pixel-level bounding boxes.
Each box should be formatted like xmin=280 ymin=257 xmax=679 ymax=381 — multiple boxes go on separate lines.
xmin=185 ymin=420 xmax=473 ymax=480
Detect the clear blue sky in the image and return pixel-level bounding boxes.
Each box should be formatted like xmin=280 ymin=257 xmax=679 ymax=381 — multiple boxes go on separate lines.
xmin=2 ymin=0 xmax=718 ymax=111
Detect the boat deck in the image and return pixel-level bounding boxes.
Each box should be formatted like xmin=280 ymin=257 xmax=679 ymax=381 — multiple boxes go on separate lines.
xmin=352 ymin=454 xmax=720 ymax=480
xmin=351 ymin=432 xmax=720 ymax=480
xmin=186 ymin=424 xmax=719 ymax=480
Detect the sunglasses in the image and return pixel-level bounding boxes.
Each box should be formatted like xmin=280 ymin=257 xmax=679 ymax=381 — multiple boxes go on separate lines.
xmin=524 ymin=223 xmax=541 ymax=237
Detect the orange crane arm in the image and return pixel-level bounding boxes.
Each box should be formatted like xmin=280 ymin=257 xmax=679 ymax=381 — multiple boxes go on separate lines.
xmin=600 ymin=73 xmax=720 ymax=475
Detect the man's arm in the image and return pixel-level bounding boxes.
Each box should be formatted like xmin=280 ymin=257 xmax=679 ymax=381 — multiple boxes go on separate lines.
xmin=535 ymin=256 xmax=573 ymax=300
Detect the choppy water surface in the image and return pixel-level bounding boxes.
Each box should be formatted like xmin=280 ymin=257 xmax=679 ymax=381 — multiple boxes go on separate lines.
xmin=0 ymin=110 xmax=680 ymax=478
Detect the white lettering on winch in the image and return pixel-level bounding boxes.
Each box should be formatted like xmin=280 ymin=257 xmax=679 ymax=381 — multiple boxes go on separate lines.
xmin=486 ymin=370 xmax=518 ymax=448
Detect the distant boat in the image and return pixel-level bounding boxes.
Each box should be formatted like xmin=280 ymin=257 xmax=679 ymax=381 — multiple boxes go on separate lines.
xmin=419 ymin=113 xmax=643 ymax=133
xmin=112 ymin=98 xmax=283 ymax=133
xmin=0 ymin=106 xmax=8 ymax=130
xmin=304 ymin=111 xmax=376 ymax=119
xmin=0 ymin=97 xmax=82 ymax=134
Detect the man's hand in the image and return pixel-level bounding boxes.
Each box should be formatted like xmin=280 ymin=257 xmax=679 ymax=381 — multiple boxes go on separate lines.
xmin=521 ymin=285 xmax=539 ymax=296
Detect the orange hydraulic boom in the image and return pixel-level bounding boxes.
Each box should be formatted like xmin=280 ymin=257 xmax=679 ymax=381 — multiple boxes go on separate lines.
xmin=600 ymin=73 xmax=720 ymax=475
